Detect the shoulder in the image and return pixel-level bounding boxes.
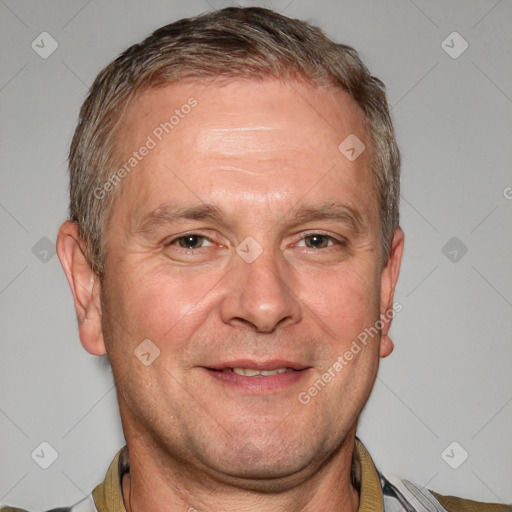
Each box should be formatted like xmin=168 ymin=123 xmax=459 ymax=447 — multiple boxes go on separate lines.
xmin=0 ymin=509 xmax=72 ymax=512
xmin=431 ymin=491 xmax=512 ymax=512
xmin=382 ymin=475 xmax=512 ymax=512
xmin=0 ymin=504 xmax=88 ymax=511
xmin=0 ymin=494 xmax=96 ymax=512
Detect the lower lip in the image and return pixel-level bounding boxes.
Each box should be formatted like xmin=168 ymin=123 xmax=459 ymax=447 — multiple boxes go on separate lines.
xmin=200 ymin=368 xmax=310 ymax=394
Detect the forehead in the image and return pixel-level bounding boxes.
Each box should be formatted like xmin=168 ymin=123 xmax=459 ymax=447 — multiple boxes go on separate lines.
xmin=121 ymin=78 xmax=367 ymax=153
xmin=111 ymin=78 xmax=376 ymax=231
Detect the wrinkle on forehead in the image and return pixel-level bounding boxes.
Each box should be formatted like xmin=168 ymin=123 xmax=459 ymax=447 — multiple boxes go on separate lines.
xmin=210 ymin=166 xmax=278 ymax=177
xmin=193 ymin=125 xmax=287 ymax=157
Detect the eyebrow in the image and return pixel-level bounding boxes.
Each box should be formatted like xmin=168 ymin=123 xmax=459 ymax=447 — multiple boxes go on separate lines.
xmin=133 ymin=200 xmax=366 ymax=235
xmin=133 ymin=203 xmax=224 ymax=233
xmin=285 ymin=202 xmax=366 ymax=234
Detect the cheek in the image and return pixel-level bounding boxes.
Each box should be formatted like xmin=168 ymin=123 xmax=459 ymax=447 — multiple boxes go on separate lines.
xmin=104 ymin=263 xmax=223 ymax=351
xmin=300 ymin=262 xmax=381 ymax=340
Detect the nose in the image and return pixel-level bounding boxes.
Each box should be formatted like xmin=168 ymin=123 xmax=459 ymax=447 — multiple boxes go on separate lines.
xmin=219 ymin=246 xmax=302 ymax=333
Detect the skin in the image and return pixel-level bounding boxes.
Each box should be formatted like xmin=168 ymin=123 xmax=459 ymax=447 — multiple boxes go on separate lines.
xmin=57 ymin=78 xmax=404 ymax=512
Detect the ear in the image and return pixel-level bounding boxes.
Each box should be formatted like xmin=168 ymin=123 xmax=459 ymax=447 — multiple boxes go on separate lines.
xmin=378 ymin=227 xmax=404 ymax=358
xmin=56 ymin=221 xmax=106 ymax=356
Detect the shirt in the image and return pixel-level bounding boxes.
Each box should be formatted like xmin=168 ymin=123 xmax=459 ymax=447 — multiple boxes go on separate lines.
xmin=2 ymin=438 xmax=510 ymax=512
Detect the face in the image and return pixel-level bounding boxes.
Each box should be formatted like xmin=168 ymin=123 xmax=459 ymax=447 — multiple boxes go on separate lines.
xmin=72 ymin=79 xmax=402 ymax=488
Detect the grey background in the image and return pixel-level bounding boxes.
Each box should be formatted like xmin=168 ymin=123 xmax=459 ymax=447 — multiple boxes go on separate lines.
xmin=1 ymin=0 xmax=511 ymax=509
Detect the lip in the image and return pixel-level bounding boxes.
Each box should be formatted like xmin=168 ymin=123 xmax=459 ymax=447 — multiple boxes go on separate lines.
xmin=204 ymin=360 xmax=310 ymax=371
xmin=199 ymin=360 xmax=311 ymax=395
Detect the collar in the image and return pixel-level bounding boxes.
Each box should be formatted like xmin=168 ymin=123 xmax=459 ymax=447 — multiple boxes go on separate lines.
xmin=92 ymin=438 xmax=384 ymax=512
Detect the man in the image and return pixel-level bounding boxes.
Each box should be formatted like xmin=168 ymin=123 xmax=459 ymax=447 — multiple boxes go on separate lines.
xmin=2 ymin=7 xmax=509 ymax=512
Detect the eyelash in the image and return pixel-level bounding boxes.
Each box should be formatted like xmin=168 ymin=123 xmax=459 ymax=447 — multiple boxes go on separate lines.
xmin=296 ymin=231 xmax=344 ymax=249
xmin=165 ymin=233 xmax=215 ymax=250
xmin=165 ymin=231 xmax=345 ymax=250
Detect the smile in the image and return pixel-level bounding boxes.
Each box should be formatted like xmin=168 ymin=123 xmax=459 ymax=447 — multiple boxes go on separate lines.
xmin=201 ymin=362 xmax=310 ymax=394
xmin=220 ymin=367 xmax=293 ymax=377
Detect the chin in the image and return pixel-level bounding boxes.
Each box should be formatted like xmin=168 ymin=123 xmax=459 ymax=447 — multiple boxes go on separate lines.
xmin=189 ymin=428 xmax=334 ymax=491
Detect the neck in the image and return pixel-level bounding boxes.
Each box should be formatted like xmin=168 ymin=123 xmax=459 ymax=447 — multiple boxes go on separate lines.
xmin=121 ymin=431 xmax=360 ymax=512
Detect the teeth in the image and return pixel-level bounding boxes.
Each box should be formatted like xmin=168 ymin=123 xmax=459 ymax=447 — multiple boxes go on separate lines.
xmin=233 ymin=368 xmax=261 ymax=376
xmin=231 ymin=367 xmax=288 ymax=377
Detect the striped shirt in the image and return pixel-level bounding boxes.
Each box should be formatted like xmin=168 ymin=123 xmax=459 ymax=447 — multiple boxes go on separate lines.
xmin=2 ymin=439 xmax=510 ymax=512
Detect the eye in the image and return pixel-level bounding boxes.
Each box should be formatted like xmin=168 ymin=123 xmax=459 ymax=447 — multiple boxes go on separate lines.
xmin=298 ymin=233 xmax=337 ymax=249
xmin=170 ymin=234 xmax=213 ymax=250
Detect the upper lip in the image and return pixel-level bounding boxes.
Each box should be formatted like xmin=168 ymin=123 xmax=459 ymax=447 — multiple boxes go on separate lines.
xmin=204 ymin=360 xmax=310 ymax=371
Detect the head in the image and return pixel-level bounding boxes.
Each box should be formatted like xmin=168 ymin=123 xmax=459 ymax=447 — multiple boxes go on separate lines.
xmin=58 ymin=7 xmax=404 ymax=490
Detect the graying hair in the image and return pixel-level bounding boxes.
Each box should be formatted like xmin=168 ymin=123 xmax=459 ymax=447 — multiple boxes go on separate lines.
xmin=68 ymin=7 xmax=400 ymax=276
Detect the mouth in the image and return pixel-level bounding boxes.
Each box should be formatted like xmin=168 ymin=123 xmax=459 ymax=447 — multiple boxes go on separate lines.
xmin=200 ymin=360 xmax=311 ymax=394
xmin=218 ymin=367 xmax=294 ymax=377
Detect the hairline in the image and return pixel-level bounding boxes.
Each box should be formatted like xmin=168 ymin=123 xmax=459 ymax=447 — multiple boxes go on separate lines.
xmin=96 ymin=75 xmax=386 ymax=272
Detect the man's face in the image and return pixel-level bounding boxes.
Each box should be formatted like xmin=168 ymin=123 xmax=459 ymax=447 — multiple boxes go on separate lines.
xmin=97 ymin=79 xmax=401 ymax=486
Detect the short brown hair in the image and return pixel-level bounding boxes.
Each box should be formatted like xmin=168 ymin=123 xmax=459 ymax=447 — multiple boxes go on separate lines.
xmin=68 ymin=7 xmax=400 ymax=276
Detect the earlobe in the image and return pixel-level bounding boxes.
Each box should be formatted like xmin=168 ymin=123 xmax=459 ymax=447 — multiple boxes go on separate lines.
xmin=56 ymin=221 xmax=107 ymax=356
xmin=379 ymin=334 xmax=394 ymax=358
xmin=379 ymin=227 xmax=405 ymax=358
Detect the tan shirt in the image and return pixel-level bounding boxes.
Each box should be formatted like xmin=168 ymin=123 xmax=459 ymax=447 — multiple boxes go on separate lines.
xmin=91 ymin=439 xmax=382 ymax=511
xmin=2 ymin=439 xmax=510 ymax=511
xmin=90 ymin=439 xmax=512 ymax=512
